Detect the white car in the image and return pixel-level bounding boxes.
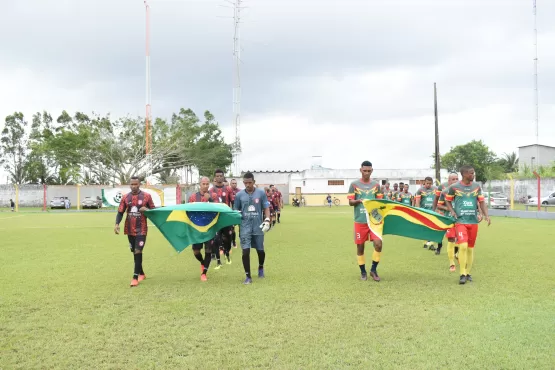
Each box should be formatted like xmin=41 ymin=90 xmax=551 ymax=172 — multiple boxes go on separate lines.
xmin=483 ymin=192 xmax=509 ymax=209
xmin=528 ymin=191 xmax=555 ymax=206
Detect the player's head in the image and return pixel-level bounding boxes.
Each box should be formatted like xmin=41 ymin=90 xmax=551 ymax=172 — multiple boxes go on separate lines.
xmin=360 ymin=160 xmax=373 ymax=180
xmin=385 ymin=181 xmax=390 ymax=188
xmin=230 ymin=179 xmax=238 ymax=189
xmin=460 ymin=165 xmax=475 ymax=182
xmin=214 ymin=169 xmax=225 ymax=184
xmin=399 ymin=182 xmax=404 ymax=190
xmin=448 ymin=172 xmax=459 ymax=185
xmin=199 ymin=176 xmax=210 ymax=193
xmin=270 ymin=184 xmax=274 ymax=190
xmin=404 ymin=184 xmax=409 ymax=191
xmin=130 ymin=176 xmax=141 ymax=194
xmin=243 ymin=172 xmax=255 ymax=191
xmin=424 ymin=176 xmax=433 ymax=189
xmin=393 ymin=183 xmax=398 ymax=190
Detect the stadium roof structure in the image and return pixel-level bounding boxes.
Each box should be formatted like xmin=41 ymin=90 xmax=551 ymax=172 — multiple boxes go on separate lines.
xmin=518 ymin=144 xmax=555 ymax=149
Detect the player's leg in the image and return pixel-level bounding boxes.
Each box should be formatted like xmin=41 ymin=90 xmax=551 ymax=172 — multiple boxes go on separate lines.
xmin=192 ymin=243 xmax=205 ymax=271
xmin=277 ymin=208 xmax=281 ymax=223
xmin=201 ymin=240 xmax=214 ymax=281
xmin=241 ymin=233 xmax=253 ymax=284
xmin=354 ymin=223 xmax=368 ymax=280
xmin=213 ymin=232 xmax=223 ymax=269
xmin=369 ymin=231 xmax=382 ymax=282
xmin=222 ymin=227 xmax=233 ymax=264
xmin=232 ymin=226 xmax=237 ymax=248
xmin=254 ymin=235 xmax=265 ymax=278
xmin=435 ymin=241 xmax=442 ymax=255
xmin=465 ymin=225 xmax=479 ymax=282
xmin=446 ymin=227 xmax=457 ymax=271
xmin=129 ymin=236 xmax=146 ymax=287
xmin=455 ymin=224 xmax=469 ymax=284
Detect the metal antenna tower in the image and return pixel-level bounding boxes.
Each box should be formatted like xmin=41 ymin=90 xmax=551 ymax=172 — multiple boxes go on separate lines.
xmin=232 ymin=0 xmax=243 ymax=176
xmin=533 ymin=0 xmax=539 ymax=145
xmin=145 ymin=0 xmax=153 ymax=183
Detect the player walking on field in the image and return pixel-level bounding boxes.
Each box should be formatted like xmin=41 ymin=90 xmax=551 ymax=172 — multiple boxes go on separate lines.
xmin=415 ymin=176 xmax=439 ymax=252
xmin=445 ymin=165 xmax=491 ymax=285
xmin=188 ymin=176 xmax=218 ymax=281
xmin=270 ymin=185 xmax=283 ymax=224
xmin=436 ymin=172 xmax=460 ymax=272
xmin=397 ymin=184 xmax=413 ymax=205
xmin=114 ymin=176 xmax=155 ymax=287
xmin=347 ymin=161 xmax=384 ymax=282
xmin=209 ymin=169 xmax=234 ymax=267
xmin=230 ymin=179 xmax=241 ymax=248
xmin=234 ymin=172 xmax=271 ymax=285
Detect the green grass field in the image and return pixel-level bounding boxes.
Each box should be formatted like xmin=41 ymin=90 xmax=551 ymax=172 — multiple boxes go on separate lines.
xmin=1 ymin=208 xmax=554 ymax=369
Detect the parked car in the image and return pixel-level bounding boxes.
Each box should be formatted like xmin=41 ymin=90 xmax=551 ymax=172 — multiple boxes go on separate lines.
xmin=50 ymin=196 xmax=70 ymax=209
xmin=81 ymin=196 xmax=102 ymax=209
xmin=482 ymin=192 xmax=509 ymax=209
xmin=528 ymin=191 xmax=555 ymax=205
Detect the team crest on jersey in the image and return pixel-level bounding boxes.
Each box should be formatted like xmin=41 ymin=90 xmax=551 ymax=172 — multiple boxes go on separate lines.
xmin=223 ymin=192 xmax=226 ymax=196
xmin=368 ymin=207 xmax=384 ymax=225
xmin=255 ymin=198 xmax=259 ymax=203
xmin=138 ymin=200 xmax=143 ymax=205
xmin=131 ymin=206 xmax=138 ymax=213
xmin=139 ymin=241 xmax=144 ymax=246
xmin=248 ymin=205 xmax=256 ymax=212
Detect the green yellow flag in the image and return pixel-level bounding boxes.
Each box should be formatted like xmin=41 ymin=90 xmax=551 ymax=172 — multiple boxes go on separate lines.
xmin=144 ymin=203 xmax=242 ymax=253
xmin=363 ymin=199 xmax=455 ymax=243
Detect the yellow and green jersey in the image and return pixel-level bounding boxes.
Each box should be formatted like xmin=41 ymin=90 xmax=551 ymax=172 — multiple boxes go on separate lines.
xmin=347 ymin=179 xmax=383 ymax=223
xmin=397 ymin=191 xmax=413 ymax=205
xmin=445 ymin=181 xmax=485 ymax=224
xmin=434 ymin=182 xmax=448 ymax=198
xmin=415 ymin=186 xmax=437 ymax=210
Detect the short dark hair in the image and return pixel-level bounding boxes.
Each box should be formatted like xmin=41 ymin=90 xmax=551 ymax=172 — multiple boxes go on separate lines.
xmin=130 ymin=176 xmax=140 ymax=182
xmin=393 ymin=183 xmax=398 ymax=186
xmin=361 ymin=160 xmax=373 ymax=167
xmin=231 ymin=178 xmax=237 ymax=182
xmin=425 ymin=176 xmax=433 ymax=182
xmin=270 ymin=184 xmax=274 ymax=188
xmin=243 ymin=172 xmax=254 ymax=180
xmin=214 ymin=169 xmax=224 ymax=175
xmin=460 ymin=165 xmax=474 ymax=175
xmin=399 ymin=182 xmax=404 ymax=185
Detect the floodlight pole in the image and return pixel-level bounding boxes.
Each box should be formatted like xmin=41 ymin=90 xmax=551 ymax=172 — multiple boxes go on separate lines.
xmin=232 ymin=0 xmax=242 ymax=176
xmin=145 ymin=0 xmax=152 ymax=184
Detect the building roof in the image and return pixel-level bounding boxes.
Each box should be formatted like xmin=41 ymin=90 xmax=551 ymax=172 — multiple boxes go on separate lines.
xmin=243 ymin=170 xmax=302 ymax=173
xmin=518 ymin=144 xmax=555 ymax=149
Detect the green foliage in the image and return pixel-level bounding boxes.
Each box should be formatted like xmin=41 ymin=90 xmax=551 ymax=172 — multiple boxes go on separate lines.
xmin=496 ymin=151 xmax=519 ymax=173
xmin=436 ymin=140 xmax=500 ymax=183
xmin=508 ymin=162 xmax=555 ymax=179
xmin=0 ymin=112 xmax=29 ymax=184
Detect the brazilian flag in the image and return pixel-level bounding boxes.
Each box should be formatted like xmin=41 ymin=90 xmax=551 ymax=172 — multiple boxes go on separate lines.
xmin=145 ymin=203 xmax=242 ymax=253
xmin=363 ymin=199 xmax=455 ymax=243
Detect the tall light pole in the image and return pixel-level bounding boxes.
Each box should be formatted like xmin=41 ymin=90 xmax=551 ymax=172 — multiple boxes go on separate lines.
xmin=145 ymin=0 xmax=152 ymax=183
xmin=533 ymin=0 xmax=540 ymax=167
xmin=232 ymin=0 xmax=242 ymax=176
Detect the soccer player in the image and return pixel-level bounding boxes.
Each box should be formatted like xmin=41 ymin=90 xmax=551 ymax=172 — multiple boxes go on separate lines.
xmin=394 ymin=182 xmax=405 ymax=202
xmin=188 ymin=176 xmax=218 ymax=281
xmin=436 ymin=172 xmax=460 ymax=270
xmin=382 ymin=182 xmax=391 ymax=200
xmin=209 ymin=169 xmax=234 ymax=267
xmin=270 ymin=184 xmax=283 ymax=223
xmin=397 ymin=184 xmax=413 ymax=205
xmin=326 ymin=193 xmax=332 ymax=207
xmin=445 ymin=165 xmax=491 ymax=285
xmin=114 ymin=176 xmax=155 ymax=287
xmin=391 ymin=183 xmax=399 ymax=200
xmin=347 ymin=160 xmax=384 ymax=282
xmin=264 ymin=187 xmax=275 ymax=228
xmin=234 ymin=172 xmax=271 ymax=285
xmin=230 ymin=179 xmax=241 ymax=248
xmin=10 ymin=198 xmax=15 ymax=212
xmin=415 ymin=176 xmax=439 ymax=251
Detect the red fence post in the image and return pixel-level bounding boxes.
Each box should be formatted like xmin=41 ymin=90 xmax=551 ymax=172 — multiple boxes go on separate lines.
xmin=43 ymin=184 xmax=47 ymax=211
xmin=176 ymin=184 xmax=181 ymax=204
xmin=533 ymin=170 xmax=540 ymax=211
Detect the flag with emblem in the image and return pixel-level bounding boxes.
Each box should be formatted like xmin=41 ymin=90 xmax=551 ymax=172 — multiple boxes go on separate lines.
xmin=144 ymin=203 xmax=242 ymax=253
xmin=363 ymin=199 xmax=455 ymax=243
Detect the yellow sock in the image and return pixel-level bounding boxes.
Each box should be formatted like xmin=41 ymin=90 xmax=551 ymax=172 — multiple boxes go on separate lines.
xmin=357 ymin=255 xmax=365 ymax=266
xmin=466 ymin=247 xmax=474 ymax=275
xmin=372 ymin=250 xmax=381 ymax=262
xmin=458 ymin=243 xmax=468 ymax=275
xmin=447 ymin=241 xmax=455 ymax=266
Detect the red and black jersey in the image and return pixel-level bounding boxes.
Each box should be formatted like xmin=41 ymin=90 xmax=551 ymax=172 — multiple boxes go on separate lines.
xmin=117 ymin=191 xmax=155 ymax=236
xmin=209 ymin=185 xmax=233 ymax=206
xmin=188 ymin=191 xmax=218 ymax=203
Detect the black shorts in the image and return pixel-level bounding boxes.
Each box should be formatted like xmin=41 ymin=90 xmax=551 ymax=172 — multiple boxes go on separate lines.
xmin=128 ymin=235 xmax=146 ymax=253
xmin=192 ymin=239 xmax=214 ymax=251
xmin=219 ymin=226 xmax=234 ymax=240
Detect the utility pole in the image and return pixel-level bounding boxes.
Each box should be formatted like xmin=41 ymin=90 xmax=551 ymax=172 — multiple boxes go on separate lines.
xmin=533 ymin=0 xmax=540 ymax=167
xmin=144 ymin=0 xmax=152 ymax=184
xmin=434 ymin=83 xmax=441 ymax=182
xmin=232 ymin=0 xmax=243 ymax=176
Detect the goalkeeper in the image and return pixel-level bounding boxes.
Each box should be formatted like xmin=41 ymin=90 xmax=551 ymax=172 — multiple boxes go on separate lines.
xmin=233 ymin=172 xmax=271 ymax=285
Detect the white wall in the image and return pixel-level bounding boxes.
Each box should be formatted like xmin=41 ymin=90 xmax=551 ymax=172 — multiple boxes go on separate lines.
xmin=519 ymin=145 xmax=555 ymax=168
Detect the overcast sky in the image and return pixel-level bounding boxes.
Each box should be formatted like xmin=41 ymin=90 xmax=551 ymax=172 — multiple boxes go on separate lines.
xmin=1 ymin=0 xmax=554 ymax=174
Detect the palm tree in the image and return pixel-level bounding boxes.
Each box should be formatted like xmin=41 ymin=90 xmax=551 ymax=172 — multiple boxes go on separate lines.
xmin=498 ymin=152 xmax=519 ymax=173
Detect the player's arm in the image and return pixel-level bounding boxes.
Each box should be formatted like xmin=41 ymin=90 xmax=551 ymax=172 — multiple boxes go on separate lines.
xmin=347 ymin=184 xmax=360 ymax=206
xmin=261 ymin=193 xmax=271 ymax=221
xmin=444 ymin=188 xmax=457 ymax=219
xmin=140 ymin=195 xmax=155 ymax=212
xmin=415 ymin=189 xmax=422 ymax=208
xmin=477 ymin=188 xmax=490 ymax=226
xmin=114 ymin=197 xmax=126 ymax=234
xmin=432 ymin=185 xmax=442 ymax=211
xmin=376 ymin=186 xmax=384 ymax=200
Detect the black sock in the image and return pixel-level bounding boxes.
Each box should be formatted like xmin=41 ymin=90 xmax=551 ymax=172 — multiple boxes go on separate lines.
xmin=256 ymin=250 xmax=265 ymax=268
xmin=454 ymin=246 xmax=459 ymax=255
xmin=272 ymin=220 xmax=276 ymax=226
xmin=232 ymin=230 xmax=236 ymax=245
xmin=277 ymin=214 xmax=281 ymax=222
xmin=133 ymin=253 xmax=142 ymax=279
xmin=242 ymin=249 xmax=251 ymax=278
xmin=437 ymin=242 xmax=443 ymax=252
xmin=359 ymin=264 xmax=366 ymax=274
xmin=202 ymin=251 xmax=211 ymax=274
xmin=370 ymin=260 xmax=379 ymax=273
xmin=216 ymin=250 xmax=221 ymax=264
xmin=194 ymin=251 xmax=204 ymax=264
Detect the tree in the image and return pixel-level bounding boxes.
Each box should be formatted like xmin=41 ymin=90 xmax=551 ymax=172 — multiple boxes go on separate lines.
xmin=436 ymin=140 xmax=499 ymax=183
xmin=193 ymin=111 xmax=233 ymax=178
xmin=0 ymin=113 xmax=29 ymax=184
xmin=497 ymin=151 xmax=519 ymax=173
xmin=25 ymin=111 xmax=57 ymax=184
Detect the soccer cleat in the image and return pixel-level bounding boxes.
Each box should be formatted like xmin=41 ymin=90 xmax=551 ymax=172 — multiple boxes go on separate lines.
xmin=138 ymin=274 xmax=146 ymax=282
xmin=459 ymin=275 xmax=467 ymax=285
xmin=130 ymin=279 xmax=139 ymax=287
xmin=361 ymin=273 xmax=368 ymax=281
xmin=369 ymin=271 xmax=381 ymax=282
xmin=428 ymin=245 xmax=436 ymax=251
xmin=423 ymin=243 xmax=428 ymax=249
xmin=226 ymin=258 xmax=232 ymax=265
xmin=466 ymin=274 xmax=473 ymax=282
xmin=258 ymin=268 xmax=265 ymax=278
xmin=243 ymin=277 xmax=252 ymax=285
xmin=435 ymin=249 xmax=441 ymax=255
xmin=200 ymin=274 xmax=207 ymax=282
xmin=214 ymin=263 xmax=222 ymax=270
xmin=449 ymin=265 xmax=456 ymax=272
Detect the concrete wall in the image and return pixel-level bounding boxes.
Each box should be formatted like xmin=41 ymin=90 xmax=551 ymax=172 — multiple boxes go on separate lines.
xmin=487 ymin=178 xmax=555 ymax=201
xmin=489 ymin=208 xmax=555 ymax=220
xmin=519 ymin=145 xmax=555 ymax=168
